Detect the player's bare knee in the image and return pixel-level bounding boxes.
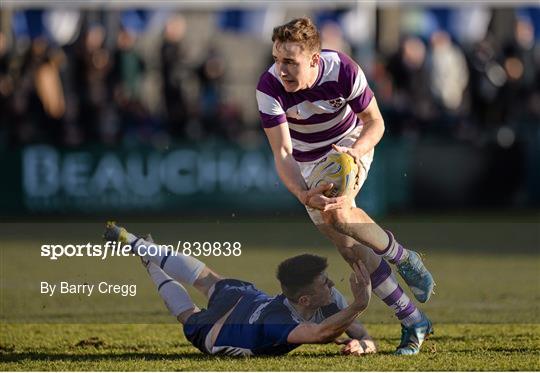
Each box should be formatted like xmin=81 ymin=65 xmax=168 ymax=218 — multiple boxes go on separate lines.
xmin=176 ymin=306 xmax=200 ymax=324
xmin=321 ymin=208 xmax=353 ymax=234
xmin=193 ymin=267 xmax=223 ymax=297
xmin=322 ymin=207 xmax=348 ymax=225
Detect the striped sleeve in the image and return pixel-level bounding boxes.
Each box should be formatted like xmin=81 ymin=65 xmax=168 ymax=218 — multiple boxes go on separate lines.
xmin=256 ymin=72 xmax=287 ymax=128
xmin=338 ymin=52 xmax=374 ymax=113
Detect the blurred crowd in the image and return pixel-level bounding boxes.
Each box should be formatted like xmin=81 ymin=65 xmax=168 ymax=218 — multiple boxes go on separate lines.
xmin=0 ymin=9 xmax=246 ymax=148
xmin=0 ymin=8 xmax=538 ymax=149
xmin=374 ymin=16 xmax=539 ymax=142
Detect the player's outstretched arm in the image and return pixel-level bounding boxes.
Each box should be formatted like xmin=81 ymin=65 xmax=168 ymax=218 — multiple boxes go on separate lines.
xmin=287 ymin=261 xmax=371 ymax=345
xmin=264 ymin=123 xmax=346 ymax=211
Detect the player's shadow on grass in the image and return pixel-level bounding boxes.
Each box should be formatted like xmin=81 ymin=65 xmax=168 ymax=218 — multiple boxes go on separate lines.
xmin=450 ymin=346 xmax=540 ymax=354
xmin=0 ymin=351 xmax=211 ymax=363
xmin=0 ymin=350 xmax=370 ymax=362
xmin=291 ymin=351 xmax=390 ymax=357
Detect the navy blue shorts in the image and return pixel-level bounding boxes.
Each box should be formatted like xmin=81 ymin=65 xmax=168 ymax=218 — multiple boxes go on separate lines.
xmin=183 ymin=279 xmax=257 ymax=354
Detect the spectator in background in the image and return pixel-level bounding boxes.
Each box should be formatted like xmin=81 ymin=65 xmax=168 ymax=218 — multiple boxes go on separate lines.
xmin=386 ymin=36 xmax=437 ymax=136
xmin=194 ymin=47 xmax=244 ymax=143
xmin=320 ymin=20 xmax=352 ymax=55
xmin=34 ymin=41 xmax=66 ymax=124
xmin=467 ymin=35 xmax=507 ymax=128
xmin=500 ymin=17 xmax=538 ymax=124
xmin=0 ymin=31 xmax=13 ymax=147
xmin=161 ymin=13 xmax=189 ymax=138
xmin=110 ymin=26 xmax=148 ymax=144
xmin=195 ymin=47 xmax=226 ymax=138
xmin=74 ymin=23 xmax=113 ymax=144
xmin=12 ymin=36 xmax=66 ymax=145
xmin=429 ymin=30 xmax=469 ymax=130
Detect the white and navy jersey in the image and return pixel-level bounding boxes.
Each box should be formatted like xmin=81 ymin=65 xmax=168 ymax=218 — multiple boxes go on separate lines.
xmin=256 ymin=49 xmax=374 ymax=162
xmin=212 ymin=287 xmax=348 ymax=356
xmin=284 ymin=287 xmax=348 ymax=324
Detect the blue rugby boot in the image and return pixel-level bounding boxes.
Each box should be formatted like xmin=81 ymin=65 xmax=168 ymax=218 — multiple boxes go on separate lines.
xmin=396 ymin=251 xmax=435 ymax=303
xmin=395 ymin=313 xmax=433 ymax=355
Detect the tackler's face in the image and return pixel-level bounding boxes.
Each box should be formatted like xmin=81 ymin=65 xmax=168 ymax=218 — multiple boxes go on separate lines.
xmin=303 ymin=272 xmax=335 ymax=308
xmin=272 ymin=41 xmax=319 ymax=93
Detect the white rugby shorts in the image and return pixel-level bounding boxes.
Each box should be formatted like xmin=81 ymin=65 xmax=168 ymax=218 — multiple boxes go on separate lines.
xmin=297 ymin=126 xmax=374 ymax=225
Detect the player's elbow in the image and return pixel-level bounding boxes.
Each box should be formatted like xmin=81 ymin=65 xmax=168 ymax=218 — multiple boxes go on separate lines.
xmin=273 ymin=146 xmax=293 ymax=163
xmin=372 ymin=117 xmax=385 ymax=138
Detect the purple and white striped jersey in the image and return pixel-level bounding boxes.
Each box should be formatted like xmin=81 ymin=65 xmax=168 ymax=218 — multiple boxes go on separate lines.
xmin=256 ymin=49 xmax=374 ymax=162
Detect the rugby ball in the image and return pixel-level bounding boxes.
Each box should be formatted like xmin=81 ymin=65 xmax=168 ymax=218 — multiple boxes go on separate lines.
xmin=307 ymin=153 xmax=358 ymax=197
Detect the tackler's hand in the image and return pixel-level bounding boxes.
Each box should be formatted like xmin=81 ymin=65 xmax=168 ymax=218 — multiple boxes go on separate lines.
xmin=335 ymin=338 xmax=377 ymax=355
xmin=349 ymin=261 xmax=372 ymax=312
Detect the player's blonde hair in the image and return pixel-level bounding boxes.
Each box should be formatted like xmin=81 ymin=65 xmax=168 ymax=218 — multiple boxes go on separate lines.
xmin=271 ymin=17 xmax=321 ymax=53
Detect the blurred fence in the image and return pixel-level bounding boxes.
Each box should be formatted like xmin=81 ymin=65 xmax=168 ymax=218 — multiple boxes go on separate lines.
xmin=2 ymin=136 xmax=538 ymax=216
xmin=0 ymin=141 xmax=384 ymax=216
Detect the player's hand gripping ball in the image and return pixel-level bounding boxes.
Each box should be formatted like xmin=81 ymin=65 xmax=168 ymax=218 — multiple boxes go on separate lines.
xmin=307 ymin=153 xmax=359 ymax=198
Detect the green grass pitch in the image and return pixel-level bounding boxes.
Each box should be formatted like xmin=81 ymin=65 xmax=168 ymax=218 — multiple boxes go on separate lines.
xmin=1 ymin=218 xmax=539 ymax=370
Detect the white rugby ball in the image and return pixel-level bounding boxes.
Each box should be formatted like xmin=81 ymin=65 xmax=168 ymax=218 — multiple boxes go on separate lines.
xmin=307 ymin=153 xmax=358 ymax=197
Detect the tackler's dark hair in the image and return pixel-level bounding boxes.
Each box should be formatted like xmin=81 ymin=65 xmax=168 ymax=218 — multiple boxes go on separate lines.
xmin=277 ymin=254 xmax=328 ymax=301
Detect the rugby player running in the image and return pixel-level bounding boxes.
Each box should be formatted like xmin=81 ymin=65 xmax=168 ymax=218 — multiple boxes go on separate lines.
xmin=256 ymin=17 xmax=434 ymax=354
